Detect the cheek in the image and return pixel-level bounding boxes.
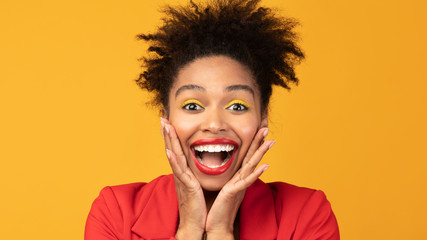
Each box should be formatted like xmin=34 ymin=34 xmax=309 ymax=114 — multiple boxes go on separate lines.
xmin=240 ymin=125 xmax=258 ymax=140
xmin=174 ymin=123 xmax=193 ymax=140
xmin=169 ymin=115 xmax=197 ymax=147
xmin=231 ymin=118 xmax=260 ymax=146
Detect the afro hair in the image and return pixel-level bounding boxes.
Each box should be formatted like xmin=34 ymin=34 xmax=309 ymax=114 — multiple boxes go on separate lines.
xmin=136 ymin=0 xmax=304 ymax=111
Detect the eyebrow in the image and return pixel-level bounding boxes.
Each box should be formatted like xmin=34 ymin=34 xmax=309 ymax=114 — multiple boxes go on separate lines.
xmin=174 ymin=84 xmax=255 ymax=98
xmin=175 ymin=84 xmax=206 ymax=98
xmin=225 ymin=85 xmax=254 ymax=96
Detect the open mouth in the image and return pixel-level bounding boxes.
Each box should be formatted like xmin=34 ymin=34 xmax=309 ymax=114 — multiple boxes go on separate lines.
xmin=190 ymin=139 xmax=239 ymax=175
xmin=193 ymin=144 xmax=235 ymax=168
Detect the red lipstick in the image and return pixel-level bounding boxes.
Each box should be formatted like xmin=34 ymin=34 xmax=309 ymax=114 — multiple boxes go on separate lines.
xmin=190 ymin=138 xmax=239 ymax=175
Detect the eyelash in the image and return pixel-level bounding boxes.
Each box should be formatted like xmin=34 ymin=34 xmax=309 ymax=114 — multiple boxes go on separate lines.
xmin=181 ymin=100 xmax=205 ymax=111
xmin=225 ymin=100 xmax=251 ymax=112
xmin=180 ymin=100 xmax=250 ymax=112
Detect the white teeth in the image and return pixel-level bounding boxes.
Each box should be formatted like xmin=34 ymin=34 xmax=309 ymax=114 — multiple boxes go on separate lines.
xmin=195 ymin=155 xmax=231 ymax=168
xmin=193 ymin=144 xmax=235 ymax=152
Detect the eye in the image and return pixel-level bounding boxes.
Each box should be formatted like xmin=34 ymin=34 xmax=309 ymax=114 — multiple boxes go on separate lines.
xmin=225 ymin=100 xmax=251 ymax=112
xmin=182 ymin=103 xmax=204 ymax=111
xmin=225 ymin=103 xmax=248 ymax=111
xmin=180 ymin=99 xmax=205 ymax=111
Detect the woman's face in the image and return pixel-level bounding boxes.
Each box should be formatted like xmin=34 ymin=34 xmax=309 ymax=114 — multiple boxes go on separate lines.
xmin=166 ymin=55 xmax=267 ymax=191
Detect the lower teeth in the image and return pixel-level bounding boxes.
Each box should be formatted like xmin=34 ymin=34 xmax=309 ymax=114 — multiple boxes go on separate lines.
xmin=196 ymin=155 xmax=231 ymax=168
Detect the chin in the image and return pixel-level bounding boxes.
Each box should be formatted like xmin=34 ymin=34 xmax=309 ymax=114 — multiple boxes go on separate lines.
xmin=197 ymin=174 xmax=231 ymax=192
xmin=200 ymin=182 xmax=225 ymax=192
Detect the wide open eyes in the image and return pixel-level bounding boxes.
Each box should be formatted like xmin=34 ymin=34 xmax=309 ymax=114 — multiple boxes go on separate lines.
xmin=226 ymin=103 xmax=248 ymax=111
xmin=183 ymin=103 xmax=204 ymax=111
xmin=180 ymin=99 xmax=251 ymax=112
xmin=181 ymin=99 xmax=205 ymax=111
xmin=224 ymin=100 xmax=251 ymax=112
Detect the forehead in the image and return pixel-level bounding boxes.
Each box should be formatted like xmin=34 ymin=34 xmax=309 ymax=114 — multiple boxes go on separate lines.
xmin=172 ymin=55 xmax=257 ymax=93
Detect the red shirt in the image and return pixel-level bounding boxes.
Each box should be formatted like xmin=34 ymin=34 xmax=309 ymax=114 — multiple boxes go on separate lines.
xmin=85 ymin=175 xmax=339 ymax=240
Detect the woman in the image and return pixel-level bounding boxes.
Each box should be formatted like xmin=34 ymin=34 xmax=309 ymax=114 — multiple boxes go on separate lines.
xmin=85 ymin=0 xmax=340 ymax=239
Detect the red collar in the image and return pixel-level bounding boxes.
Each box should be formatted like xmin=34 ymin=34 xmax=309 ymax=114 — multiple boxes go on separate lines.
xmin=131 ymin=175 xmax=278 ymax=239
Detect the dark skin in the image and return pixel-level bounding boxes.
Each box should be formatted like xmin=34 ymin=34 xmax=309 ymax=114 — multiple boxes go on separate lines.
xmin=162 ymin=118 xmax=273 ymax=239
xmin=160 ymin=55 xmax=275 ymax=240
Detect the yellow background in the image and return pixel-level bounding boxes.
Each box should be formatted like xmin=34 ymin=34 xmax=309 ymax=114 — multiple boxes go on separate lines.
xmin=1 ymin=0 xmax=426 ymax=239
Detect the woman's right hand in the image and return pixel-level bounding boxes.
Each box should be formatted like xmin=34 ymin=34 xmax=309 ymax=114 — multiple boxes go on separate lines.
xmin=161 ymin=117 xmax=206 ymax=240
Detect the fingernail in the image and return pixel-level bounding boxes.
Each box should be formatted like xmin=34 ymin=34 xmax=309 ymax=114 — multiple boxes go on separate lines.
xmin=263 ymin=164 xmax=270 ymax=172
xmin=160 ymin=117 xmax=164 ymax=128
xmin=263 ymin=128 xmax=269 ymax=139
xmin=166 ymin=149 xmax=170 ymax=159
xmin=164 ymin=125 xmax=170 ymax=134
xmin=268 ymin=140 xmax=276 ymax=149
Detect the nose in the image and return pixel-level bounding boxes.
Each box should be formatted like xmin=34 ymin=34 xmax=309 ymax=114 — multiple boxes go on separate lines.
xmin=201 ymin=108 xmax=227 ymax=134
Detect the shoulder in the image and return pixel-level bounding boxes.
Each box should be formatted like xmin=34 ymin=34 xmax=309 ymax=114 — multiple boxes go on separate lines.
xmin=267 ymin=182 xmax=340 ymax=240
xmin=94 ymin=174 xmax=174 ymax=213
xmin=268 ymin=181 xmax=316 ymax=199
xmin=101 ymin=174 xmax=174 ymax=202
xmin=268 ymin=181 xmax=319 ymax=212
xmin=85 ymin=175 xmax=175 ymax=239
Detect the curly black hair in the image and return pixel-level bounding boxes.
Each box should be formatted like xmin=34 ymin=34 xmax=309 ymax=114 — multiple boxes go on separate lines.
xmin=136 ymin=0 xmax=304 ymax=112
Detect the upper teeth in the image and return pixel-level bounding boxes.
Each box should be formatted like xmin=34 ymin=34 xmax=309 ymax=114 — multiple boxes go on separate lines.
xmin=194 ymin=144 xmax=235 ymax=152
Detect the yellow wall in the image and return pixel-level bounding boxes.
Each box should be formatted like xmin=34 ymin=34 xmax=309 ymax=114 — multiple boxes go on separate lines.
xmin=1 ymin=0 xmax=426 ymax=239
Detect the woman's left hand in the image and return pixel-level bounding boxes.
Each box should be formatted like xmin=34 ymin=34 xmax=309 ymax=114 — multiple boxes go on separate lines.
xmin=205 ymin=128 xmax=275 ymax=240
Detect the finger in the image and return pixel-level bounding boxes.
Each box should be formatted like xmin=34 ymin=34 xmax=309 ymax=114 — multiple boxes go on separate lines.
xmin=166 ymin=149 xmax=183 ymax=175
xmin=228 ymin=139 xmax=274 ymax=184
xmin=162 ymin=119 xmax=190 ymax=178
xmin=240 ymin=128 xmax=269 ymax=176
xmin=244 ymin=128 xmax=269 ymax=163
xmin=229 ymin=164 xmax=270 ymax=194
xmin=164 ymin=122 xmax=189 ymax=171
xmin=161 ymin=117 xmax=173 ymax=151
xmin=162 ymin=118 xmax=182 ymax=155
xmin=240 ymin=139 xmax=275 ymax=178
xmin=239 ymin=164 xmax=270 ymax=189
xmin=160 ymin=117 xmax=165 ymax=139
xmin=166 ymin=149 xmax=194 ymax=186
xmin=162 ymin=118 xmax=186 ymax=170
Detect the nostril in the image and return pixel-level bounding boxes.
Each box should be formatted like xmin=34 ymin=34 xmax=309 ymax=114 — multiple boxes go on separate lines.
xmin=204 ymin=122 xmax=227 ymax=133
xmin=200 ymin=111 xmax=227 ymax=133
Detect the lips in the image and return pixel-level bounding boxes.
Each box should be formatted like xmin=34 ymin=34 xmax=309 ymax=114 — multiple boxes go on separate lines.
xmin=190 ymin=138 xmax=239 ymax=175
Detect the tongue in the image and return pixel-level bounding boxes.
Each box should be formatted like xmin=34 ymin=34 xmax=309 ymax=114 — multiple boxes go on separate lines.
xmin=201 ymin=152 xmax=224 ymax=167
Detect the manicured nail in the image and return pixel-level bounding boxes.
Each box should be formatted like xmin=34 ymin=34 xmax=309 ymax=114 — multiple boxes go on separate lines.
xmin=160 ymin=117 xmax=164 ymax=128
xmin=263 ymin=164 xmax=270 ymax=172
xmin=160 ymin=119 xmax=165 ymax=139
xmin=166 ymin=149 xmax=170 ymax=159
xmin=263 ymin=128 xmax=269 ymax=139
xmin=268 ymin=140 xmax=276 ymax=149
xmin=164 ymin=124 xmax=170 ymax=134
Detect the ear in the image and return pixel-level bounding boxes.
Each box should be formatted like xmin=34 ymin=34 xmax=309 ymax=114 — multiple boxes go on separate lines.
xmin=260 ymin=111 xmax=268 ymax=128
xmin=161 ymin=107 xmax=169 ymax=120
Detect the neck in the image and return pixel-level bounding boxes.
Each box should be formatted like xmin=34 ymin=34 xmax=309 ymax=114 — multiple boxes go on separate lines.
xmin=203 ymin=189 xmax=219 ymax=212
xmin=202 ymin=189 xmax=240 ymax=239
